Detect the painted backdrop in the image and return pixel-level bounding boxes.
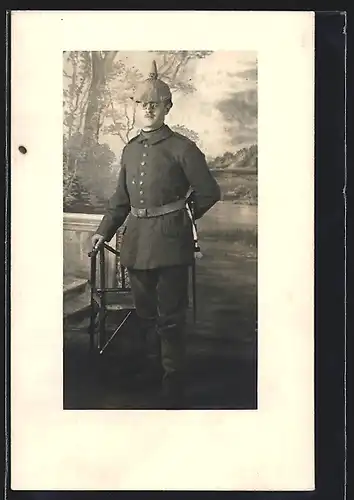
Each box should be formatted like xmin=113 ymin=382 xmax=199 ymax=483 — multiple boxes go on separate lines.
xmin=63 ymin=50 xmax=257 ymax=214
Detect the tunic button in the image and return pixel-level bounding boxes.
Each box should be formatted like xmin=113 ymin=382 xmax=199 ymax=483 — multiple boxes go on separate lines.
xmin=141 ymin=161 xmax=146 ymax=166
xmin=140 ymin=180 xmax=143 ymax=185
xmin=140 ymin=199 xmax=144 ymax=204
xmin=132 ymin=180 xmax=135 ymax=184
xmin=140 ymin=190 xmax=144 ymax=195
xmin=141 ymin=172 xmax=145 ymax=176
xmin=144 ymin=144 xmax=148 ymax=148
xmin=142 ymin=153 xmax=147 ymax=157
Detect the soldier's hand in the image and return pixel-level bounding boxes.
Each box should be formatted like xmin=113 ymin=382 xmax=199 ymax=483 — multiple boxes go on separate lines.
xmin=91 ymin=234 xmax=105 ymax=251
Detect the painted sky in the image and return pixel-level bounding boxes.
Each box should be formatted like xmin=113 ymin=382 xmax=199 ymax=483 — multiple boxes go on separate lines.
xmin=167 ymin=51 xmax=257 ymax=157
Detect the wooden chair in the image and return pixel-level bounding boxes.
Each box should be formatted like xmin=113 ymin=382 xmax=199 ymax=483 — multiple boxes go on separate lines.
xmin=88 ymin=231 xmax=135 ymax=355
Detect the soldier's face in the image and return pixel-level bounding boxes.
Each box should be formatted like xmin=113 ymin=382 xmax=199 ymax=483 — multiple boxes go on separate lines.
xmin=135 ymin=101 xmax=169 ymax=131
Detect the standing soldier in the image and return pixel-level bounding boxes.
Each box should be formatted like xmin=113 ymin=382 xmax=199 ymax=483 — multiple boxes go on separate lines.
xmin=91 ymin=60 xmax=221 ymax=408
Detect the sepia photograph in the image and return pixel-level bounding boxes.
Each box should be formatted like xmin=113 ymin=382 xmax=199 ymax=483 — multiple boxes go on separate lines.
xmin=11 ymin=11 xmax=315 ymax=490
xmin=63 ymin=50 xmax=258 ymax=410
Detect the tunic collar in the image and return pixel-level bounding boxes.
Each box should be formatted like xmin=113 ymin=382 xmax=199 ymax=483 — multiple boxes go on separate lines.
xmin=136 ymin=124 xmax=173 ymax=145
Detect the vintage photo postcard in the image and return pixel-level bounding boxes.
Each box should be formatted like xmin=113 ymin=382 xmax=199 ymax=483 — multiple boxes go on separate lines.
xmin=62 ymin=49 xmax=258 ymax=412
xmin=10 ymin=10 xmax=315 ymax=491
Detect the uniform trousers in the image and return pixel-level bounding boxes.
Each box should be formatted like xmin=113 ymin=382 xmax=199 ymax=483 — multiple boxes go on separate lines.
xmin=128 ymin=264 xmax=189 ymax=400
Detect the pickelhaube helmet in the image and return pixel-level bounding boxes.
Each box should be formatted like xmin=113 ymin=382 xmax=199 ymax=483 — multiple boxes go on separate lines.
xmin=131 ymin=60 xmax=172 ymax=103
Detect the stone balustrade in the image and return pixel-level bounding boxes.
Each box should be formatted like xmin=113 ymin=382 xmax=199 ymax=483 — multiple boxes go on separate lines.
xmin=63 ymin=212 xmax=118 ymax=288
xmin=63 ymin=203 xmax=257 ymax=286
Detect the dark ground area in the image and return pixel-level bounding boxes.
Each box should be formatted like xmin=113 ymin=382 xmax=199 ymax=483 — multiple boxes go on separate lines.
xmin=63 ymin=237 xmax=257 ymax=410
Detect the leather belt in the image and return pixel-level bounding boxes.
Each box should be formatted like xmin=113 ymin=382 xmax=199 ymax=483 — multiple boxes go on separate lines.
xmin=131 ymin=198 xmax=186 ymax=218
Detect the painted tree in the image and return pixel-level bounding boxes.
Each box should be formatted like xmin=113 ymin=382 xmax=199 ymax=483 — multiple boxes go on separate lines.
xmin=102 ymin=63 xmax=144 ymax=144
xmin=63 ymin=51 xmax=119 ymax=208
xmin=63 ymin=51 xmax=91 ymax=140
xmin=64 ymin=50 xmax=213 ymax=147
xmin=152 ymin=50 xmax=213 ymax=94
xmin=170 ymin=124 xmax=199 ymax=144
xmin=63 ymin=50 xmax=213 ymax=210
xmin=82 ymin=51 xmax=118 ymax=147
xmin=102 ymin=50 xmax=213 ymax=144
xmin=63 ymin=52 xmax=92 ymax=209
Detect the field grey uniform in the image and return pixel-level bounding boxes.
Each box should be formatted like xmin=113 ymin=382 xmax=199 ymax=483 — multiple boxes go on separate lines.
xmin=96 ymin=61 xmax=221 ymax=406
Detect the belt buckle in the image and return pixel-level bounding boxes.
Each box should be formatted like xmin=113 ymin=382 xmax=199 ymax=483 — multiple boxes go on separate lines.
xmin=137 ymin=208 xmax=148 ymax=217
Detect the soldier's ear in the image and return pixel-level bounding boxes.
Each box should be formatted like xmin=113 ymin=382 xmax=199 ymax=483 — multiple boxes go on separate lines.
xmin=164 ymin=100 xmax=173 ymax=115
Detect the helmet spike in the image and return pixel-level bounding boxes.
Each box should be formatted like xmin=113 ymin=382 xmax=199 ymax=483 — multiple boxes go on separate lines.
xmin=131 ymin=59 xmax=171 ymax=103
xmin=148 ymin=60 xmax=158 ymax=80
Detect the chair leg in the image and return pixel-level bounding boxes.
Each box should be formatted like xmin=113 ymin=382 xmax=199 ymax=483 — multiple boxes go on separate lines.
xmin=99 ymin=310 xmax=133 ymax=355
xmin=89 ymin=302 xmax=96 ymax=352
xmin=88 ymin=299 xmax=100 ymax=352
xmin=98 ymin=299 xmax=106 ymax=352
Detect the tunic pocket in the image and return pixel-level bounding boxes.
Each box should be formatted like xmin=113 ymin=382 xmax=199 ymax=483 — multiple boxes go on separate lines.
xmin=161 ymin=209 xmax=190 ymax=238
xmin=122 ymin=214 xmax=137 ymax=244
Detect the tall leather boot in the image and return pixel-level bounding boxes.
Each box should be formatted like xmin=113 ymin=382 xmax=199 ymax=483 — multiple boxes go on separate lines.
xmin=128 ymin=316 xmax=148 ymax=374
xmin=131 ymin=318 xmax=163 ymax=389
xmin=158 ymin=321 xmax=187 ymax=409
xmin=144 ymin=324 xmax=164 ymax=387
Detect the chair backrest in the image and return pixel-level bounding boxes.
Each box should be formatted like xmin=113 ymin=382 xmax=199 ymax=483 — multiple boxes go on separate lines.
xmin=114 ymin=229 xmax=130 ymax=291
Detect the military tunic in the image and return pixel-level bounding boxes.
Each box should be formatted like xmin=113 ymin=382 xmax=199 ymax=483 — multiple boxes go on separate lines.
xmin=97 ymin=124 xmax=221 ymax=270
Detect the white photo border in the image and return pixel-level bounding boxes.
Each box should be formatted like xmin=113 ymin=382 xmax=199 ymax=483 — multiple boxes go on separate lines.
xmin=11 ymin=10 xmax=315 ymax=491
